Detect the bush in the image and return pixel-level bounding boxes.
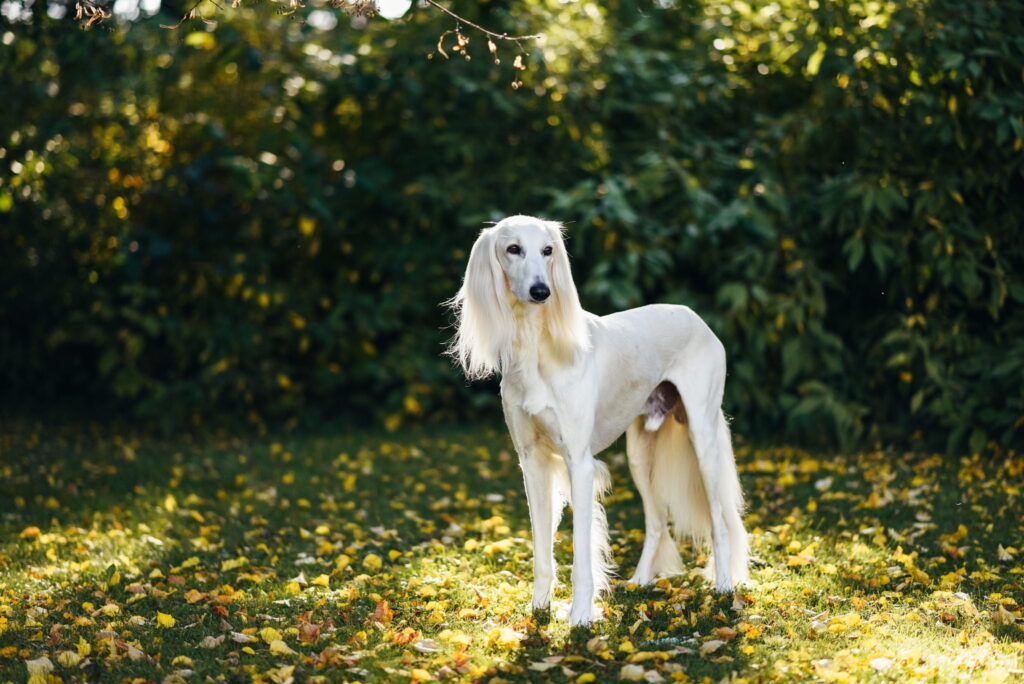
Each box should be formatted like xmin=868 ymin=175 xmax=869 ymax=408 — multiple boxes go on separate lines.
xmin=1 ymin=0 xmax=1021 ymax=450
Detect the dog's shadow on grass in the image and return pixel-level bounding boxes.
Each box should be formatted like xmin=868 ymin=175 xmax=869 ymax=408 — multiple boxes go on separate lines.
xmin=503 ymin=579 xmax=752 ymax=682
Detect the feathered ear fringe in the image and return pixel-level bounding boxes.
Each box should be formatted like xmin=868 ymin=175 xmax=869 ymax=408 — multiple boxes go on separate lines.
xmin=444 ymin=227 xmax=514 ymax=379
xmin=544 ymin=221 xmax=591 ymax=360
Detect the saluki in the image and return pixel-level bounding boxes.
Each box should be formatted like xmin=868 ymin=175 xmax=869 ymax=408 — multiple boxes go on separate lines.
xmin=446 ymin=215 xmax=748 ymax=626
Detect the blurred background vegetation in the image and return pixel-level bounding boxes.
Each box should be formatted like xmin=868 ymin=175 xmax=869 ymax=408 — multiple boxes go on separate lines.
xmin=1 ymin=0 xmax=1021 ymax=451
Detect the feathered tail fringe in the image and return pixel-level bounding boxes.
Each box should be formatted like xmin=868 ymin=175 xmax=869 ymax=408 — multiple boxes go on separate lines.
xmin=648 ymin=410 xmax=749 ymax=584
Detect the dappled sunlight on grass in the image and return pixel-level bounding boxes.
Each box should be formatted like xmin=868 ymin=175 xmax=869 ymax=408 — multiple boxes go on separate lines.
xmin=1 ymin=424 xmax=1021 ymax=681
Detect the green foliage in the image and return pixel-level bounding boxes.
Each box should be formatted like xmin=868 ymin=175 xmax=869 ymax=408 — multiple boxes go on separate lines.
xmin=1 ymin=0 xmax=1022 ymax=449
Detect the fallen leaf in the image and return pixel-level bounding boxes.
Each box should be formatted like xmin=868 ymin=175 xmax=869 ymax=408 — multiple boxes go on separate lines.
xmin=269 ymin=639 xmax=297 ymax=656
xmin=371 ymin=600 xmax=393 ymax=625
xmin=299 ymin=622 xmax=321 ymax=644
xmin=620 ymin=663 xmax=646 ymax=680
xmin=700 ymin=639 xmax=726 ymax=655
xmin=200 ymin=634 xmax=225 ymax=648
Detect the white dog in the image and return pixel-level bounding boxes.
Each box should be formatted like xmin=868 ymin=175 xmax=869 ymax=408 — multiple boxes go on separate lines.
xmin=447 ymin=215 xmax=748 ymax=626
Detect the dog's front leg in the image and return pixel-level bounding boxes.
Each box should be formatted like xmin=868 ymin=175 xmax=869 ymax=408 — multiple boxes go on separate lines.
xmin=567 ymin=451 xmax=597 ymax=626
xmin=504 ymin=401 xmax=564 ymax=612
xmin=521 ymin=451 xmax=560 ymax=610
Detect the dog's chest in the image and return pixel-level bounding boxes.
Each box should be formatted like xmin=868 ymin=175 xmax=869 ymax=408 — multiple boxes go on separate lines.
xmin=502 ymin=373 xmax=573 ymax=450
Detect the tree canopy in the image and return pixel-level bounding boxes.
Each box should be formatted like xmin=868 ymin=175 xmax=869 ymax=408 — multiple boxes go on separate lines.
xmin=1 ymin=0 xmax=1022 ymax=451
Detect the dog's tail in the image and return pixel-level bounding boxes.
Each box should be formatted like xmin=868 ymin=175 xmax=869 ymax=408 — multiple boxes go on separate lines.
xmin=651 ymin=415 xmax=711 ymax=551
xmin=650 ymin=410 xmax=748 ymax=584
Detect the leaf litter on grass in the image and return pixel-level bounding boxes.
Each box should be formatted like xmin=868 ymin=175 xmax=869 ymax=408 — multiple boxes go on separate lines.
xmin=0 ymin=424 xmax=1022 ymax=682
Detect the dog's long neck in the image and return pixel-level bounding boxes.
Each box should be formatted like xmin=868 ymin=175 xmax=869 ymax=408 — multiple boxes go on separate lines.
xmin=509 ymin=301 xmax=564 ymax=372
xmin=506 ymin=301 xmax=567 ymax=415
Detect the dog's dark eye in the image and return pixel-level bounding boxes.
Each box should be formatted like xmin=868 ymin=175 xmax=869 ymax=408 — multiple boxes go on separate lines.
xmin=506 ymin=244 xmax=522 ymax=255
xmin=542 ymin=245 xmax=553 ymax=256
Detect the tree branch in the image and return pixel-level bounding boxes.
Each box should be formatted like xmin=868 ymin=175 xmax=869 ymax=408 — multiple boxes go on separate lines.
xmin=421 ymin=0 xmax=541 ymax=43
xmin=158 ymin=0 xmax=205 ymax=28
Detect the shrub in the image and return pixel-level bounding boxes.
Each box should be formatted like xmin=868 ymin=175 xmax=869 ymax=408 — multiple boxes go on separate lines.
xmin=1 ymin=0 xmax=1021 ymax=450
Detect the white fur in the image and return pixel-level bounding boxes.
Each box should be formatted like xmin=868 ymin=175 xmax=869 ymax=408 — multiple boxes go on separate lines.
xmin=447 ymin=215 xmax=749 ymax=626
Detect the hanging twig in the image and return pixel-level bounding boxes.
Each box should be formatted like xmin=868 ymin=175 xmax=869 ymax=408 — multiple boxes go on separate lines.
xmin=421 ymin=0 xmax=541 ymax=44
xmin=158 ymin=0 xmax=206 ymax=28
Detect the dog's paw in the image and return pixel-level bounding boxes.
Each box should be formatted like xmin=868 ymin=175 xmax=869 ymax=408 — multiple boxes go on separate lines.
xmin=531 ymin=598 xmax=552 ymax=612
xmin=626 ymin=571 xmax=654 ymax=587
xmin=567 ymin=601 xmax=602 ymax=627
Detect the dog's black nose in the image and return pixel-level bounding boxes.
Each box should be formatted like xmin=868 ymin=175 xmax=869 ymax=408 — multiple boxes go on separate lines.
xmin=529 ymin=283 xmax=551 ymax=302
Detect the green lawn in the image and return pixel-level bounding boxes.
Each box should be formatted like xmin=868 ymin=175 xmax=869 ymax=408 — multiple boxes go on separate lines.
xmin=1 ymin=423 xmax=1021 ymax=682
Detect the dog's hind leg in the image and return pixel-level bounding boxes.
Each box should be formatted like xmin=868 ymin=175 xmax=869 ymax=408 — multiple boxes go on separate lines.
xmin=712 ymin=410 xmax=749 ymax=584
xmin=669 ymin=342 xmax=747 ymax=593
xmin=626 ymin=418 xmax=680 ymax=585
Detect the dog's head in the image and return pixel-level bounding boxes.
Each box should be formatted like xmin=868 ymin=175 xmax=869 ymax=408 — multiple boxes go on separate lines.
xmin=445 ymin=215 xmax=589 ymax=379
xmin=490 ymin=215 xmax=565 ymax=306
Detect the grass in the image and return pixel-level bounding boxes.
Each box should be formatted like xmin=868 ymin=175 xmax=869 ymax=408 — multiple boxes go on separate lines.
xmin=0 ymin=422 xmax=1022 ymax=683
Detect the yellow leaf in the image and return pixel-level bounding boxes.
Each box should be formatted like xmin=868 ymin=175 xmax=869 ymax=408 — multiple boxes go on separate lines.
xmin=404 ymin=395 xmax=422 ymax=415
xmin=156 ymin=612 xmax=176 ymax=628
xmin=221 ymin=557 xmax=249 ymax=572
xmin=260 ymin=627 xmax=283 ymax=644
xmin=440 ymin=630 xmax=472 ymax=646
xmin=76 ymin=637 xmax=91 ymax=657
xmin=25 ymin=657 xmax=53 ymax=682
xmin=486 ymin=627 xmax=523 ymax=650
xmin=992 ymin=605 xmax=1016 ymax=625
xmin=576 ymin=675 xmax=596 ymax=684
xmin=806 ymin=41 xmax=826 ymax=75
xmin=311 ymin=574 xmax=330 ymax=587
xmin=269 ymin=639 xmax=296 ymax=656
xmin=184 ymin=31 xmax=215 ymax=50
xmin=56 ymin=651 xmax=81 ymax=668
xmin=362 ymin=553 xmax=383 ymax=572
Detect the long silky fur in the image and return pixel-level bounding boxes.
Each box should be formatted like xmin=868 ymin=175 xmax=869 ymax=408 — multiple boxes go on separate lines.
xmin=444 ymin=227 xmax=514 ymax=380
xmin=639 ymin=409 xmax=748 ymax=583
xmin=445 ymin=221 xmax=589 ymax=380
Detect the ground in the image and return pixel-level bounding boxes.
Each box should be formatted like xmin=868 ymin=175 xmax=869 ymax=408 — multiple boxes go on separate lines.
xmin=0 ymin=423 xmax=1022 ymax=683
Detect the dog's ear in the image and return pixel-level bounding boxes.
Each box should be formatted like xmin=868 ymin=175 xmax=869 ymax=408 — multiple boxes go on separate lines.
xmin=544 ymin=221 xmax=591 ymax=359
xmin=445 ymin=226 xmax=514 ymax=379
